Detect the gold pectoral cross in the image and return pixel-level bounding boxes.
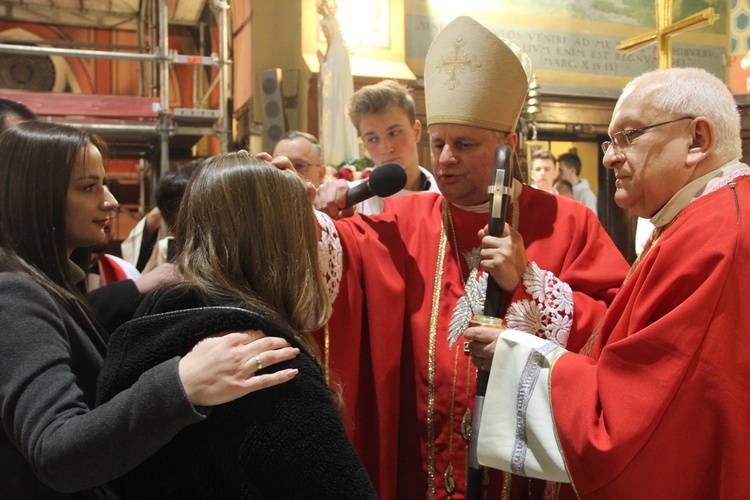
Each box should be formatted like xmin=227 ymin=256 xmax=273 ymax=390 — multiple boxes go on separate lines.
xmin=617 ymin=0 xmax=720 ymax=69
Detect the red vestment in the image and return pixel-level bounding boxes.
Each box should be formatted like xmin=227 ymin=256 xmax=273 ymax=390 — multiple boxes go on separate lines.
xmin=325 ymin=186 xmax=628 ymax=499
xmin=551 ymin=175 xmax=750 ymax=498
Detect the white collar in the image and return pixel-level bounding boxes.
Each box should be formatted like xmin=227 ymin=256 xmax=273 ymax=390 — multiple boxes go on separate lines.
xmin=650 ymin=158 xmax=749 ymax=227
xmin=450 ymin=179 xmax=523 ymax=214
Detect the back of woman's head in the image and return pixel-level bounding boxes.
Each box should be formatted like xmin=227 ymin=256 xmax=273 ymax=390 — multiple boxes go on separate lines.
xmin=175 ymin=152 xmax=331 ymax=336
xmin=0 ymin=121 xmax=105 ymax=294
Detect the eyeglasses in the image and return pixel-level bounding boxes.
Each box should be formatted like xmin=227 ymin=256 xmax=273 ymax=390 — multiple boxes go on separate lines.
xmin=292 ymin=161 xmax=322 ymax=173
xmin=601 ymin=116 xmax=694 ymax=156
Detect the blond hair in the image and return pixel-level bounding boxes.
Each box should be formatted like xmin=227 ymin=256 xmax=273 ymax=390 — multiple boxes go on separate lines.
xmin=347 ymin=79 xmax=416 ymax=132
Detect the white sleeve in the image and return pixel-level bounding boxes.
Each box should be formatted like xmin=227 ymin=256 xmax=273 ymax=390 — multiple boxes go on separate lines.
xmin=120 ymin=217 xmax=147 ymax=265
xmin=634 ymin=217 xmax=654 ymax=257
xmin=478 ymin=329 xmax=570 ymax=483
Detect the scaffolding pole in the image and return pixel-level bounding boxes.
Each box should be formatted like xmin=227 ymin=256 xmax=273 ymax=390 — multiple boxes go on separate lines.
xmin=0 ymin=0 xmax=233 ymax=208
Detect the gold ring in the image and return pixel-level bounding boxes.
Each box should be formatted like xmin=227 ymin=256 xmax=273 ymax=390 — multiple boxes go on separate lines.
xmin=254 ymin=354 xmax=263 ymax=371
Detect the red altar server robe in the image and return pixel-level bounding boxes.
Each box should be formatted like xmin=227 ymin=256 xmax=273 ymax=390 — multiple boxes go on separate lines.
xmin=323 ymin=186 xmax=629 ymax=499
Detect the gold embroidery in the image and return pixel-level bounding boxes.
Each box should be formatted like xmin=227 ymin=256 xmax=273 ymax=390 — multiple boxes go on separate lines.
xmin=437 ymin=35 xmax=482 ymax=90
xmin=444 ymin=462 xmax=456 ymax=495
xmin=502 ymin=471 xmax=512 ymax=500
xmin=461 ymin=407 xmax=473 ymax=442
xmin=429 ymin=197 xmax=521 ymax=497
xmin=426 ymin=214 xmax=448 ymax=498
xmin=445 ymin=346 xmax=461 ymax=494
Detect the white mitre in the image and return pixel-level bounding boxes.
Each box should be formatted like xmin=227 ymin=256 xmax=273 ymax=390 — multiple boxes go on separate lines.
xmin=424 ymin=16 xmax=533 ymax=133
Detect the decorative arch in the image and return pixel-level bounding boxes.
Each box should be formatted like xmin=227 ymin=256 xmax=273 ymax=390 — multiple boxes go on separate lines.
xmin=0 ymin=25 xmax=87 ymax=93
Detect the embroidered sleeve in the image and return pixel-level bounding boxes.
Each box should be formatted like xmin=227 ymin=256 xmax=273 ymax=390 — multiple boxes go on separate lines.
xmin=505 ymin=262 xmax=573 ymax=347
xmin=478 ymin=329 xmax=570 ymax=483
xmin=315 ymin=210 xmax=342 ymax=303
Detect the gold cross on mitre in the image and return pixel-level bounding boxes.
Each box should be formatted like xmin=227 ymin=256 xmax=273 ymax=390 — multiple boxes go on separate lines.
xmin=437 ymin=36 xmax=482 ymax=90
xmin=617 ymin=0 xmax=720 ymax=69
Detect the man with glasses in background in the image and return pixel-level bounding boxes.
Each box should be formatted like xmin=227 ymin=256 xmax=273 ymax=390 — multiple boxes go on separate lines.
xmin=468 ymin=67 xmax=750 ymax=498
xmin=272 ymin=131 xmax=327 ymax=187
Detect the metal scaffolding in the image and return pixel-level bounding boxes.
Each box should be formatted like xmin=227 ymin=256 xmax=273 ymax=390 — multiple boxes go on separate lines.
xmin=0 ymin=0 xmax=233 ymax=214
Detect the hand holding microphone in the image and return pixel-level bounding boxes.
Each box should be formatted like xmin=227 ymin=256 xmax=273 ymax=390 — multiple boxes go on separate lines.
xmin=315 ymin=163 xmax=407 ymax=218
xmin=344 ymin=163 xmax=407 ymax=207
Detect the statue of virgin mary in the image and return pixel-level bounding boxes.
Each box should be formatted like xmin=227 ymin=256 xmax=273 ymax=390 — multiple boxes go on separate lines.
xmin=317 ymin=0 xmax=360 ymax=166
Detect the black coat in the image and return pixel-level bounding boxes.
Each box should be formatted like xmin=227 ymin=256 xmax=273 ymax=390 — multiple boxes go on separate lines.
xmin=97 ymin=287 xmax=377 ymax=499
xmin=88 ymin=279 xmax=142 ymax=334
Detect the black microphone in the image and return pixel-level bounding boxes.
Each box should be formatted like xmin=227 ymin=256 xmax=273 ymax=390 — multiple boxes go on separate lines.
xmin=345 ymin=162 xmax=407 ymax=208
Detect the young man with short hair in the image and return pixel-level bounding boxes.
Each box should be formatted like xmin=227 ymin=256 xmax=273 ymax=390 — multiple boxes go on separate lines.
xmin=347 ymin=79 xmax=439 ymax=214
xmin=529 ymin=149 xmax=558 ymax=192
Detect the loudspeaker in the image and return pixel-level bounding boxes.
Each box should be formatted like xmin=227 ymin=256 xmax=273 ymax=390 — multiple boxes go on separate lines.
xmin=259 ymin=68 xmax=286 ymax=151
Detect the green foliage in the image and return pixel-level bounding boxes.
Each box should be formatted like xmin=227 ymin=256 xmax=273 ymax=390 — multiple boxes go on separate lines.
xmin=336 ymin=157 xmax=373 ymax=171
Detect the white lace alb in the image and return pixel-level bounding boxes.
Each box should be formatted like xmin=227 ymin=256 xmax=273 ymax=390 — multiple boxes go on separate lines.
xmin=315 ymin=211 xmax=342 ymax=303
xmin=505 ymin=262 xmax=573 ymax=348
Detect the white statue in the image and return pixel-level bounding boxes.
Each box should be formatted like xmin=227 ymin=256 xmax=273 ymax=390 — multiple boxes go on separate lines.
xmin=317 ymin=0 xmax=360 ymax=166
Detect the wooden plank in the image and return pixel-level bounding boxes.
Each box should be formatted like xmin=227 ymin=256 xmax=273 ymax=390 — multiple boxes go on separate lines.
xmin=0 ymin=90 xmax=159 ymax=118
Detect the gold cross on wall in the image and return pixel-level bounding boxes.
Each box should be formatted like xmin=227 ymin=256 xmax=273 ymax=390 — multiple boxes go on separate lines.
xmin=617 ymin=0 xmax=720 ymax=69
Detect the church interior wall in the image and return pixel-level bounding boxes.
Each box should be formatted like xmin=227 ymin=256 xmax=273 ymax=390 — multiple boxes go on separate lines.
xmin=2 ymin=0 xmax=750 ymax=258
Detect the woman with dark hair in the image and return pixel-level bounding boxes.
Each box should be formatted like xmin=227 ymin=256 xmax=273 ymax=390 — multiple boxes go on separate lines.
xmin=0 ymin=122 xmax=300 ymax=498
xmin=97 ymin=152 xmax=376 ymax=498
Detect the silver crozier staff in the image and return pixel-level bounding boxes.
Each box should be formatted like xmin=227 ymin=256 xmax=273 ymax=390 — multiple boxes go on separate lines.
xmin=467 ymin=144 xmax=514 ymax=500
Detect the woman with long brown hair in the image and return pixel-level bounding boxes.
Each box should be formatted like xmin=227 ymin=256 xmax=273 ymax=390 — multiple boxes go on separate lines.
xmin=0 ymin=122 xmax=299 ymax=498
xmin=98 ymin=152 xmax=376 ymax=498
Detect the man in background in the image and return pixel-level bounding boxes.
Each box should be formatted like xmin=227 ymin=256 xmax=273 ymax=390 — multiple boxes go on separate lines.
xmin=346 ymin=79 xmax=439 ymax=215
xmin=555 ymin=179 xmax=575 ymax=199
xmin=529 ymin=149 xmax=558 ymax=192
xmin=121 ymin=163 xmax=197 ymax=272
xmin=272 ymin=130 xmax=326 ymax=188
xmin=558 ymin=151 xmax=598 ymax=215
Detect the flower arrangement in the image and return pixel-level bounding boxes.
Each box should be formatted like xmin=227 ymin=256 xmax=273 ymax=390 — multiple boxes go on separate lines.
xmin=333 ymin=157 xmax=375 ymax=181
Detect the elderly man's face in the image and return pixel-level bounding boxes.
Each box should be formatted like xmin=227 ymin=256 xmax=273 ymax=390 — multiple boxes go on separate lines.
xmin=604 ymin=81 xmax=695 ymax=218
xmin=272 ymin=137 xmax=326 ymax=187
xmin=428 ymin=123 xmax=513 ymax=206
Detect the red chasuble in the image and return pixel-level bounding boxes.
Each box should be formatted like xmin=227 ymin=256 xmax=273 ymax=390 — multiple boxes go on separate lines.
xmin=324 ymin=186 xmax=628 ymax=499
xmin=551 ymin=176 xmax=750 ymax=498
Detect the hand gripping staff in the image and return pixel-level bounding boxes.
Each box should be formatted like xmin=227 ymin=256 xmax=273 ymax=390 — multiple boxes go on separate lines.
xmin=466 ymin=144 xmax=514 ymax=500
